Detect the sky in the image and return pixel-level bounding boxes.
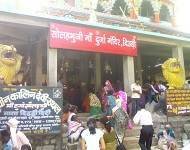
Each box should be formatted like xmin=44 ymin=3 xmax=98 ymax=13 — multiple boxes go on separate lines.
xmin=175 ymin=0 xmax=190 ymax=33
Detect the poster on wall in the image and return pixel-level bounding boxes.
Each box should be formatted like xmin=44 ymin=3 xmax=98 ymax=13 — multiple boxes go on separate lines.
xmin=49 ymin=23 xmax=137 ymax=56
xmin=0 ymin=86 xmax=63 ymax=134
xmin=166 ymin=89 xmax=190 ymax=116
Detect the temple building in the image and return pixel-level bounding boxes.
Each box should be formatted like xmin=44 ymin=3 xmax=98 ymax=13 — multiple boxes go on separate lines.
xmin=0 ymin=0 xmax=190 ymax=107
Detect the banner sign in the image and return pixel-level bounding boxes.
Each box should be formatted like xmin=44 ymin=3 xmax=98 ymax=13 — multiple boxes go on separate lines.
xmin=0 ymin=86 xmax=63 ymax=134
xmin=166 ymin=89 xmax=190 ymax=116
xmin=49 ymin=23 xmax=137 ymax=56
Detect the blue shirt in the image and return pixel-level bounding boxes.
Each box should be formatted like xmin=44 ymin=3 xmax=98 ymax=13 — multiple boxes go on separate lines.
xmin=3 ymin=139 xmax=13 ymax=150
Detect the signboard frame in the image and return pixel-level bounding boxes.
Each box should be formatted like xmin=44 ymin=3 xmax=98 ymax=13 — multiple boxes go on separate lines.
xmin=166 ymin=89 xmax=190 ymax=118
xmin=0 ymin=86 xmax=63 ymax=134
xmin=49 ymin=23 xmax=137 ymax=56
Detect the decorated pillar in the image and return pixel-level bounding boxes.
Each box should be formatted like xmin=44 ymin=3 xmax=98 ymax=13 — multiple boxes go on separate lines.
xmin=95 ymin=53 xmax=101 ymax=91
xmin=154 ymin=11 xmax=160 ymax=23
xmin=171 ymin=15 xmax=176 ymax=27
xmin=151 ymin=0 xmax=161 ymax=23
xmin=123 ymin=56 xmax=135 ymax=95
xmin=168 ymin=4 xmax=176 ymax=27
xmin=172 ymin=45 xmax=185 ymax=78
xmin=129 ymin=0 xmax=139 ymax=19
xmin=47 ymin=48 xmax=57 ymax=86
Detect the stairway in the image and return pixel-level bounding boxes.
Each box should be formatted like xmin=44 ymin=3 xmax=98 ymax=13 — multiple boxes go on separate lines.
xmin=124 ymin=126 xmax=141 ymax=150
xmin=124 ymin=125 xmax=158 ymax=150
xmin=62 ymin=113 xmax=161 ymax=150
xmin=61 ymin=113 xmax=90 ymax=150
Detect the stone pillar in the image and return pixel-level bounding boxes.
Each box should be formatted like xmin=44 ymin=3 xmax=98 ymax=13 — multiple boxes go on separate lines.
xmin=30 ymin=44 xmax=36 ymax=86
xmin=172 ymin=45 xmax=185 ymax=77
xmin=123 ymin=56 xmax=135 ymax=95
xmin=47 ymin=48 xmax=57 ymax=86
xmin=35 ymin=42 xmax=43 ymax=85
xmin=79 ymin=54 xmax=88 ymax=83
xmin=154 ymin=11 xmax=160 ymax=23
xmin=95 ymin=53 xmax=101 ymax=91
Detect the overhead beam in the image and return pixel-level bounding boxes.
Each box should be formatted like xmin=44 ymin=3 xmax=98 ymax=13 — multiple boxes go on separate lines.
xmin=0 ymin=26 xmax=30 ymax=42
xmin=0 ymin=11 xmax=49 ymax=28
xmin=138 ymin=35 xmax=181 ymax=46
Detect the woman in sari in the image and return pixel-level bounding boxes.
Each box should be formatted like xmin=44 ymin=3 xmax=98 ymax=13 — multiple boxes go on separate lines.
xmin=100 ymin=116 xmax=117 ymax=150
xmin=88 ymin=85 xmax=102 ymax=118
xmin=106 ymin=90 xmax=116 ymax=116
xmin=115 ymin=81 xmax=128 ymax=112
xmin=61 ymin=104 xmax=84 ymax=143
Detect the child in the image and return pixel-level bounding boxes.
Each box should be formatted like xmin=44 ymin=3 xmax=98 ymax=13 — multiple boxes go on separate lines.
xmin=81 ymin=118 xmax=105 ymax=150
xmin=62 ymin=104 xmax=84 ymax=143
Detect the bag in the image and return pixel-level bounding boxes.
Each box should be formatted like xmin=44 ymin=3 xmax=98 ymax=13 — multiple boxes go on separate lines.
xmin=116 ymin=143 xmax=126 ymax=150
xmin=115 ymin=129 xmax=126 ymax=150
xmin=68 ymin=126 xmax=85 ymax=143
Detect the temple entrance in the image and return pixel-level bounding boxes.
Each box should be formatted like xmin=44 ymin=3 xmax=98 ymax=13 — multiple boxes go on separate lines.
xmin=57 ymin=50 xmax=123 ymax=111
xmin=184 ymin=48 xmax=190 ymax=80
xmin=137 ymin=44 xmax=172 ymax=84
xmin=101 ymin=54 xmax=123 ymax=85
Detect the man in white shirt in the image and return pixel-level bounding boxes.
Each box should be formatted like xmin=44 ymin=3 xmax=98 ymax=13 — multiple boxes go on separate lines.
xmin=131 ymin=79 xmax=142 ymax=117
xmin=133 ymin=104 xmax=154 ymax=150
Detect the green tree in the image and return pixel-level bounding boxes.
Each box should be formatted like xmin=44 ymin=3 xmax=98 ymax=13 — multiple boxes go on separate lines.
xmin=111 ymin=0 xmax=128 ymax=16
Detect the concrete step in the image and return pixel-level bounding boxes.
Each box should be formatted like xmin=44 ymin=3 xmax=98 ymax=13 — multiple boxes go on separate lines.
xmin=124 ymin=136 xmax=158 ymax=149
xmin=78 ymin=113 xmax=90 ymax=124
xmin=78 ymin=113 xmax=90 ymax=117
xmin=78 ymin=116 xmax=89 ymax=123
xmin=125 ymin=126 xmax=141 ymax=137
xmin=66 ymin=142 xmax=78 ymax=150
xmin=129 ymin=146 xmax=159 ymax=150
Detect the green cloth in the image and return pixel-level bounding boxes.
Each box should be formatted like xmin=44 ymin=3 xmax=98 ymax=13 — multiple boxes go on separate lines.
xmin=90 ymin=106 xmax=102 ymax=118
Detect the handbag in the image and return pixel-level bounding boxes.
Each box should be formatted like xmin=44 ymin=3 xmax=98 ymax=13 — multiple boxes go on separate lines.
xmin=116 ymin=143 xmax=126 ymax=150
xmin=115 ymin=132 xmax=126 ymax=150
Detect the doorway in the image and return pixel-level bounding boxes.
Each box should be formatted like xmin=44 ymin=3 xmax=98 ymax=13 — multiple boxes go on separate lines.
xmin=57 ymin=50 xmax=123 ymax=111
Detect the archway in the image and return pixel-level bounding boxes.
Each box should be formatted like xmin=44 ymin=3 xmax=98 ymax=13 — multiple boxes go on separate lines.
xmin=111 ymin=0 xmax=129 ymax=16
xmin=140 ymin=0 xmax=154 ymax=18
xmin=160 ymin=5 xmax=171 ymax=21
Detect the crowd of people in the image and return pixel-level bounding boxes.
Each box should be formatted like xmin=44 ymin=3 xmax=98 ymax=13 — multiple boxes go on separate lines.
xmin=61 ymin=79 xmax=178 ymax=150
xmin=82 ymin=80 xmax=128 ymax=117
xmin=80 ymin=79 xmax=167 ymax=119
xmin=60 ymin=79 xmax=136 ymax=149
xmin=61 ymin=103 xmax=128 ymax=150
xmin=157 ymin=123 xmax=177 ymax=150
xmin=0 ymin=79 xmax=176 ymax=150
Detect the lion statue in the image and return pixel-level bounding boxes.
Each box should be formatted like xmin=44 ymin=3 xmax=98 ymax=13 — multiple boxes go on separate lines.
xmin=162 ymin=58 xmax=185 ymax=89
xmin=0 ymin=44 xmax=22 ymax=85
